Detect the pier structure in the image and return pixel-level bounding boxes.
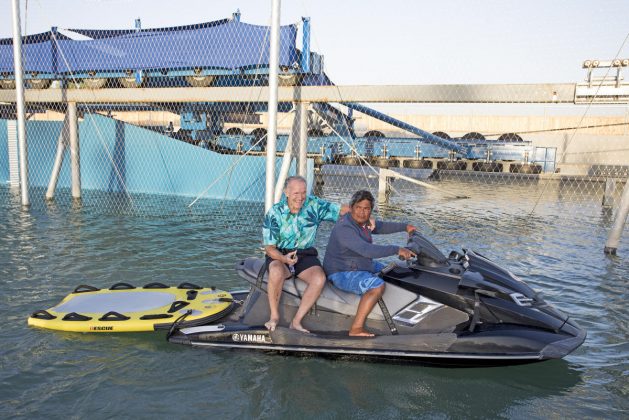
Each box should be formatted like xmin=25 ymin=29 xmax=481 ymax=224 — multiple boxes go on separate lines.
xmin=1 ymin=8 xmax=628 ymax=251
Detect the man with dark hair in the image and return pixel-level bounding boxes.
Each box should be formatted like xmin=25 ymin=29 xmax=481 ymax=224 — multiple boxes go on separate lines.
xmin=262 ymin=176 xmax=349 ymax=333
xmin=323 ymin=190 xmax=416 ymax=337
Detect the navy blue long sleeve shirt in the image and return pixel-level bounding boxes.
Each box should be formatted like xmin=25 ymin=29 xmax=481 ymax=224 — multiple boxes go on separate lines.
xmin=323 ymin=213 xmax=408 ymax=275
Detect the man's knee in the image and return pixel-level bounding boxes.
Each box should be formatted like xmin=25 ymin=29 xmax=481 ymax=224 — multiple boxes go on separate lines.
xmin=312 ymin=273 xmax=326 ymax=289
xmin=268 ymin=261 xmax=288 ymax=281
xmin=312 ymin=267 xmax=327 ymax=287
xmin=300 ymin=266 xmax=326 ymax=288
xmin=368 ymin=283 xmax=385 ymax=298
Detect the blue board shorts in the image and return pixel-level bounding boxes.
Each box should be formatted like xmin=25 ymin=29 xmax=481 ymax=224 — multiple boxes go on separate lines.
xmin=328 ymin=261 xmax=385 ymax=295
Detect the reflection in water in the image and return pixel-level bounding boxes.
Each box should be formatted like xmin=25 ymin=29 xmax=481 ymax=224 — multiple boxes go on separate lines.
xmin=226 ymin=355 xmax=583 ymax=418
xmin=1 ymin=179 xmax=628 ymax=418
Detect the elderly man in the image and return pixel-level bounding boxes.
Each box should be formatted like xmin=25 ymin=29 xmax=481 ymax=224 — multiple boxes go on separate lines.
xmin=323 ymin=190 xmax=416 ymax=337
xmin=262 ymin=175 xmax=349 ymax=333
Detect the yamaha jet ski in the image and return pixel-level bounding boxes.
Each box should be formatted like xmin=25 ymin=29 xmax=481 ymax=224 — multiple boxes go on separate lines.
xmin=168 ymin=232 xmax=586 ymax=366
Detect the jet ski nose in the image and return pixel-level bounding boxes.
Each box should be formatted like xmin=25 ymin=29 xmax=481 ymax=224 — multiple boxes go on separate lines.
xmin=540 ymin=319 xmax=587 ymax=359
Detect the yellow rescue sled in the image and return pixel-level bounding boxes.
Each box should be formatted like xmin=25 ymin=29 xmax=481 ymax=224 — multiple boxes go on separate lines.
xmin=28 ymin=282 xmax=235 ymax=332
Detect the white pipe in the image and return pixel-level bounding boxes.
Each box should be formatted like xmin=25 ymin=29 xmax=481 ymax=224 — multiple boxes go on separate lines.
xmin=45 ymin=112 xmax=70 ymax=200
xmin=274 ymin=130 xmax=294 ymax=203
xmin=298 ymin=102 xmax=308 ymax=177
xmin=11 ymin=0 xmax=29 ymax=206
xmin=605 ymin=178 xmax=629 ymax=255
xmin=602 ymin=178 xmax=615 ymax=208
xmin=68 ymin=102 xmax=81 ymax=199
xmin=265 ymin=0 xmax=281 ymax=212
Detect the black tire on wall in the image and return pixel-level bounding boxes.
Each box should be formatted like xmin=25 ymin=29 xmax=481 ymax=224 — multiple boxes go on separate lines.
xmin=510 ymin=163 xmax=542 ymax=174
xmin=404 ymin=159 xmax=433 ymax=169
xmin=185 ymin=75 xmax=215 ymax=87
xmin=26 ymin=78 xmax=51 ymax=89
xmin=342 ymin=156 xmax=361 ymax=166
xmin=437 ymin=161 xmax=467 ymax=171
xmin=473 ymin=162 xmax=503 ymax=172
xmin=373 ymin=157 xmax=390 ymax=168
xmin=118 ymin=74 xmax=146 ymax=88
xmin=82 ymin=78 xmax=107 ymax=89
xmin=498 ymin=133 xmax=524 ymax=142
xmin=0 ymin=79 xmax=17 ymax=89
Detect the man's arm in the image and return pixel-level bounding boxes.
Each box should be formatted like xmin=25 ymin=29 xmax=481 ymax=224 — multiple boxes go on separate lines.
xmin=265 ymin=245 xmax=297 ymax=265
xmin=373 ymin=220 xmax=417 ymax=235
xmin=314 ymin=196 xmax=348 ymax=222
xmin=336 ymin=225 xmax=400 ymax=259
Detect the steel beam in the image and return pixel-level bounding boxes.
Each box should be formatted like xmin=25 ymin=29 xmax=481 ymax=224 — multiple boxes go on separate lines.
xmin=604 ymin=178 xmax=629 ymax=255
xmin=45 ymin=112 xmax=70 ymax=200
xmin=0 ymin=84 xmax=580 ymax=104
xmin=11 ymin=0 xmax=29 ymax=206
xmin=68 ymin=102 xmax=81 ymax=199
xmin=298 ymin=102 xmax=308 ymax=177
xmin=265 ymin=0 xmax=281 ymax=212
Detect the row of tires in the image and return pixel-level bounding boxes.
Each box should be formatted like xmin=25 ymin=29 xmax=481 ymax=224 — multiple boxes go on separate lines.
xmin=0 ymin=73 xmax=303 ymax=90
xmin=0 ymin=75 xmax=215 ymax=90
xmin=319 ymin=156 xmax=542 ymax=174
xmin=351 ymin=130 xmax=525 ymax=143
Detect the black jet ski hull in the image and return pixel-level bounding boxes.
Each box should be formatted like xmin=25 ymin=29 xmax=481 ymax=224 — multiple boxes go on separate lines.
xmin=168 ymin=320 xmax=586 ymax=367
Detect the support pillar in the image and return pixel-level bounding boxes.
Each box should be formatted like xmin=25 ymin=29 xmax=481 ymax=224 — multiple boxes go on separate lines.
xmin=68 ymin=102 xmax=81 ymax=199
xmin=264 ymin=0 xmax=281 ymax=212
xmin=274 ymin=129 xmax=294 ymax=203
xmin=298 ymin=101 xmax=308 ymax=177
xmin=605 ymin=178 xmax=629 ymax=255
xmin=378 ymin=168 xmax=393 ymax=203
xmin=7 ymin=120 xmax=19 ymax=188
xmin=11 ymin=0 xmax=29 ymax=206
xmin=602 ymin=178 xmax=615 ymax=209
xmin=45 ymin=112 xmax=70 ymax=200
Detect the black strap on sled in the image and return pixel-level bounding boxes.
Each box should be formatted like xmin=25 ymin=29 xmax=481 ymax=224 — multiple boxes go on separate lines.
xmin=377 ymin=298 xmax=398 ymax=335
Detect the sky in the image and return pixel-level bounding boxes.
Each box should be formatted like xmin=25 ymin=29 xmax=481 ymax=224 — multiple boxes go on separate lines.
xmin=1 ymin=0 xmax=628 ymax=114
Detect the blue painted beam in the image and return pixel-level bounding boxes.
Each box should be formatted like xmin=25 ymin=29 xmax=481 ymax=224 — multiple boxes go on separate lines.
xmin=301 ymin=17 xmax=310 ymax=73
xmin=344 ymin=102 xmax=464 ymax=153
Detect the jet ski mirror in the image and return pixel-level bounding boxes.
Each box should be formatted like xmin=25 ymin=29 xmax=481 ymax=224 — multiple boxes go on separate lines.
xmin=406 ymin=232 xmax=448 ymax=268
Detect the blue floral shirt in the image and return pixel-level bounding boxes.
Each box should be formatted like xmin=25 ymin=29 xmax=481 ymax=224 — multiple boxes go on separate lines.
xmin=263 ymin=196 xmax=341 ymax=250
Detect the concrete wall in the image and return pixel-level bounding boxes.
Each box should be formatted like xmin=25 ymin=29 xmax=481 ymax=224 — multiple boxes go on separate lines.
xmin=360 ymin=114 xmax=629 ymax=137
xmin=528 ymin=133 xmax=629 ymax=176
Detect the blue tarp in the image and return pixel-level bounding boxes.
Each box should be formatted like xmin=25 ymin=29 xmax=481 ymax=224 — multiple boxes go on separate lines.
xmin=0 ymin=20 xmax=298 ymax=74
xmin=66 ymin=18 xmax=231 ymax=40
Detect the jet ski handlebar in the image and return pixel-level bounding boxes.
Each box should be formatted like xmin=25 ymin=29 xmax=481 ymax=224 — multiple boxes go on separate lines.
xmin=406 ymin=231 xmax=449 ymax=268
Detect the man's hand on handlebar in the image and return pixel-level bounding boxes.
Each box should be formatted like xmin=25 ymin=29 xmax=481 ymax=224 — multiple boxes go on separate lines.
xmin=398 ymin=247 xmax=417 ymax=260
xmin=406 ymin=224 xmax=417 ymax=236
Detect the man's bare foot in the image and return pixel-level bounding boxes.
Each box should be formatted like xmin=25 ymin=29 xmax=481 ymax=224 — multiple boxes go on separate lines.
xmin=265 ymin=318 xmax=279 ymax=331
xmin=349 ymin=328 xmax=375 ymax=337
xmin=289 ymin=321 xmax=310 ymax=334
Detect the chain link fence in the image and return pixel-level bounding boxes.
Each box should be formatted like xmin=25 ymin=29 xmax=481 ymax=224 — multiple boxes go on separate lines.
xmin=0 ymin=7 xmax=628 ymax=234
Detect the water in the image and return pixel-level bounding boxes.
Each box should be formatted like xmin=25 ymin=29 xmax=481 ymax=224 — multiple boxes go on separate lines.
xmin=1 ymin=179 xmax=628 ymax=419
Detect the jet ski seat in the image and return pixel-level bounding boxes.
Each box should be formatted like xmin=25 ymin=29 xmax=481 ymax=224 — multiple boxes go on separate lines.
xmin=236 ymin=257 xmax=418 ymax=321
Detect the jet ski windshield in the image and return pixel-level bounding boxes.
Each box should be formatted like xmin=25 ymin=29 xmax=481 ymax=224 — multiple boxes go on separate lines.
xmin=406 ymin=232 xmax=448 ymax=267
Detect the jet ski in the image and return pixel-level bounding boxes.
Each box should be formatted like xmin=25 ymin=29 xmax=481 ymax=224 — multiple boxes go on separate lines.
xmin=168 ymin=232 xmax=586 ymax=366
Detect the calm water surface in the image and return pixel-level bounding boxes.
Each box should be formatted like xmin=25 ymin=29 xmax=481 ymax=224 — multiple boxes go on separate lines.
xmin=1 ymin=178 xmax=628 ymax=419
